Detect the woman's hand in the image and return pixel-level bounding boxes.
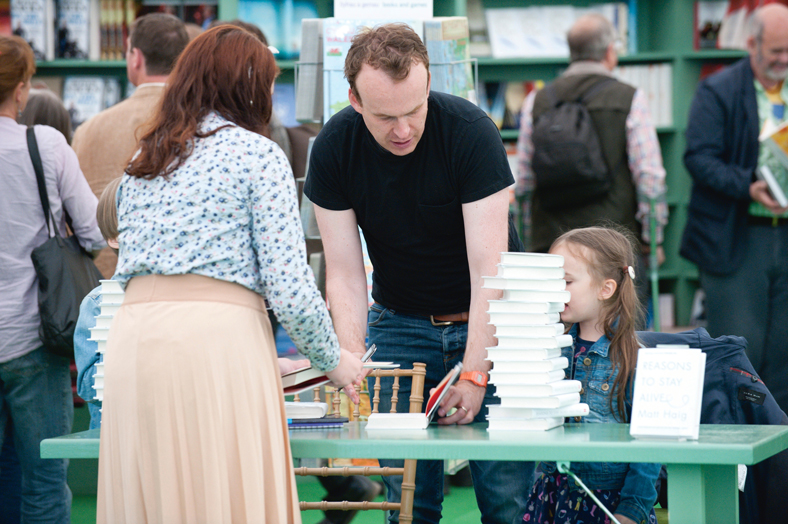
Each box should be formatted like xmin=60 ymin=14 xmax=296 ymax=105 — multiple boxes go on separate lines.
xmin=278 ymin=358 xmax=310 ymax=376
xmin=325 ymin=348 xmax=364 ymax=404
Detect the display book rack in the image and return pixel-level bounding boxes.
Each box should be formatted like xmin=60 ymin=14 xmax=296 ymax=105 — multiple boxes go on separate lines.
xmin=33 ymin=0 xmax=749 ymax=325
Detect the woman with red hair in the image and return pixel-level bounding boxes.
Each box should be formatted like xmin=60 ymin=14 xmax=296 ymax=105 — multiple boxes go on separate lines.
xmin=97 ymin=25 xmax=364 ymax=523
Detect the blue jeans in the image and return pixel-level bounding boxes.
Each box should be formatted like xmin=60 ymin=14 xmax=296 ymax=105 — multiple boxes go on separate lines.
xmin=0 ymin=348 xmax=72 ymax=524
xmin=368 ymin=304 xmax=534 ymax=524
xmin=0 ymin=417 xmax=21 ymax=524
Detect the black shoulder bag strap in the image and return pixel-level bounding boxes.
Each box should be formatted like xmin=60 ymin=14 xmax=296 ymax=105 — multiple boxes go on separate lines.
xmin=27 ymin=126 xmax=59 ymax=239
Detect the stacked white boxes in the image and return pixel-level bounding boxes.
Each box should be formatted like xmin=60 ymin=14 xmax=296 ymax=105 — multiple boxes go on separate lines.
xmin=90 ymin=279 xmax=124 ymax=405
xmin=483 ymin=252 xmax=588 ymax=431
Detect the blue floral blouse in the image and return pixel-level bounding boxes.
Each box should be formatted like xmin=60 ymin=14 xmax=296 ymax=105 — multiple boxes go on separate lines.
xmin=114 ymin=112 xmax=340 ymax=371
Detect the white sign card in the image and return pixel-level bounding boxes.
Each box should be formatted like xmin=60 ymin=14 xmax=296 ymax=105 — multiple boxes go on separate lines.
xmin=629 ymin=347 xmax=706 ymax=440
xmin=333 ymin=0 xmax=433 ymax=20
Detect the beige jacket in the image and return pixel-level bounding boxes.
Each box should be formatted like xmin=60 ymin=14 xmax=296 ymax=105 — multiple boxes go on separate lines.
xmin=71 ymin=84 xmax=165 ymax=277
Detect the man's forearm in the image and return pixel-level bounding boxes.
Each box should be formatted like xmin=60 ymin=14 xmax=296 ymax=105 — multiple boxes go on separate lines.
xmin=463 ymin=284 xmax=501 ymax=374
xmin=326 ymin=274 xmax=370 ymax=357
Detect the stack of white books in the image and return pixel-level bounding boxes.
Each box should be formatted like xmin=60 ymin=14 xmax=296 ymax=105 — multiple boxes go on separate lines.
xmin=483 ymin=252 xmax=588 ymax=431
xmin=90 ymin=279 xmax=124 ymax=404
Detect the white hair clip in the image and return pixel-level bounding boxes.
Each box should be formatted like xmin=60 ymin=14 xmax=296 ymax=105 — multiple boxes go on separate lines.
xmin=627 ymin=265 xmax=635 ymax=280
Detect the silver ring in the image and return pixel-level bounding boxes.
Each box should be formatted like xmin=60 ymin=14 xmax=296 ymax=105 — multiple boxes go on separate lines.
xmin=460 ymin=406 xmax=469 ymax=414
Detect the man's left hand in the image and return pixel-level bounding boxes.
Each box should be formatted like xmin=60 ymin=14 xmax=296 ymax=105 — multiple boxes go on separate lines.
xmin=434 ymin=380 xmax=486 ymax=425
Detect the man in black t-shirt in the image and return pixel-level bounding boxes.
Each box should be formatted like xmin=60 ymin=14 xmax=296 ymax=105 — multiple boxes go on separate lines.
xmin=304 ymin=24 xmax=532 ymax=523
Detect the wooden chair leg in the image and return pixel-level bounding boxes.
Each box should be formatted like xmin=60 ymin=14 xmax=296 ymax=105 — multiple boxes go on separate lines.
xmin=399 ymin=458 xmax=417 ymax=524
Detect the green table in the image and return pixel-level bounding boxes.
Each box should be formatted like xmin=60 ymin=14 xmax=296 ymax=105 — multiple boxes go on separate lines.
xmin=42 ymin=423 xmax=788 ymax=524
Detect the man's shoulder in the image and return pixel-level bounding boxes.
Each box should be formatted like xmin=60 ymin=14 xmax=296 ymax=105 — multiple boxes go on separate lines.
xmin=428 ymin=91 xmax=488 ymax=124
xmin=74 ymin=88 xmax=162 ymax=140
xmin=699 ymin=58 xmax=752 ymax=94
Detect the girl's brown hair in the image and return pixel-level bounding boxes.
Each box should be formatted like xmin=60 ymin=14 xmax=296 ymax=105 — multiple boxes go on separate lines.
xmin=0 ymin=35 xmax=35 ymax=105
xmin=125 ymin=25 xmax=278 ymax=180
xmin=551 ymin=226 xmax=644 ymax=422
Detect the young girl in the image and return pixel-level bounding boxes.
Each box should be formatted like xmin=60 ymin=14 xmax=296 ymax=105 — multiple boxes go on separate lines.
xmin=522 ymin=227 xmax=661 ymax=524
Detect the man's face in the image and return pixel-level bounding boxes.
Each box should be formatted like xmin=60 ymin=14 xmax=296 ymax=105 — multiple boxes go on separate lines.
xmin=750 ymin=22 xmax=788 ymax=82
xmin=348 ymin=62 xmax=430 ymax=156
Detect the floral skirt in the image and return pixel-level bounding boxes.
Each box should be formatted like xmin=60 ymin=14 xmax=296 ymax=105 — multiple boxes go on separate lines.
xmin=522 ymin=471 xmax=657 ymax=524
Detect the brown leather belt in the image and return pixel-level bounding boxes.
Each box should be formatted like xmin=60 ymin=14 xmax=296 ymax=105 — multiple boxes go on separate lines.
xmin=429 ymin=311 xmax=470 ymax=326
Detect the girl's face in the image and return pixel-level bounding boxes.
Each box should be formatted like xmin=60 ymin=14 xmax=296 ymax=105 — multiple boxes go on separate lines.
xmin=551 ymin=242 xmax=605 ymax=327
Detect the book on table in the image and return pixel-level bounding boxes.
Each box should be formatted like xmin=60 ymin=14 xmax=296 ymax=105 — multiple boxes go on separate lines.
xmin=285 ymin=401 xmax=328 ymax=419
xmin=281 ymin=361 xmax=398 ymax=396
xmin=365 ymin=362 xmax=463 ymax=430
xmin=502 ymin=289 xmax=571 ymax=303
xmin=499 ymin=392 xmax=580 ymax=409
xmin=489 ymin=369 xmax=566 ymax=385
xmin=487 ymin=300 xmax=564 ymax=314
xmin=482 ymin=276 xmax=566 ymax=291
xmin=488 ymin=356 xmax=568 ymax=372
xmin=494 ymin=323 xmax=565 ymax=338
xmin=288 ymin=416 xmax=348 ymax=430
xmin=487 ymin=311 xmax=561 ymax=325
xmin=487 ymin=416 xmax=564 ymax=431
xmin=487 ymin=402 xmax=589 ymax=419
xmin=499 ymin=252 xmax=564 ymax=267
xmin=485 ymin=346 xmax=563 ymax=362
xmin=494 ymin=333 xmax=573 ymax=349
xmin=493 ymin=379 xmax=581 ymax=398
xmin=495 ymin=265 xmax=565 ymax=280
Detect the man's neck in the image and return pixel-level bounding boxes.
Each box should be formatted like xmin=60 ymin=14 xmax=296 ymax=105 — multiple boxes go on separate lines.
xmin=133 ymin=74 xmax=169 ymax=87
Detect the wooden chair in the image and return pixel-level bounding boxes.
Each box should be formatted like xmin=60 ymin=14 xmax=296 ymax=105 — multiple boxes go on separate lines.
xmin=293 ymin=362 xmax=427 ymax=523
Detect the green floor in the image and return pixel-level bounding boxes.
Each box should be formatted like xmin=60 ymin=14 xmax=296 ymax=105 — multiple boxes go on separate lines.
xmin=70 ymin=478 xmax=482 ymax=524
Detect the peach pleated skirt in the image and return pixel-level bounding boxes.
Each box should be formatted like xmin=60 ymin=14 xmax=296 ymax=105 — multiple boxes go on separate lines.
xmin=97 ymin=274 xmax=301 ymax=524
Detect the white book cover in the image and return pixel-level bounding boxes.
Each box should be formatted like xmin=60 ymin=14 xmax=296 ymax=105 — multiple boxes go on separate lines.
xmin=489 ymin=369 xmax=565 ymax=385
xmin=489 ymin=356 xmax=568 ymax=373
xmin=486 ymin=347 xmax=562 ymax=362
xmin=11 ymin=0 xmax=55 ymax=60
xmin=100 ymin=304 xmax=120 ymax=317
xmin=494 ymin=323 xmax=565 ymax=338
xmin=487 ymin=402 xmax=589 ymax=419
xmin=56 ymin=0 xmax=90 ymax=58
xmin=494 ymin=333 xmax=573 ymax=349
xmin=756 ymin=165 xmax=788 ymax=208
xmin=502 ymin=289 xmax=571 ymax=303
xmin=629 ymin=347 xmax=706 ymax=440
xmin=487 ymin=300 xmax=564 ymax=314
xmin=483 ymin=276 xmax=566 ymax=291
xmin=500 ymin=391 xmax=580 ymax=409
xmin=496 ymin=265 xmax=565 ymax=279
xmin=499 ymin=252 xmax=563 ymax=267
xmin=63 ymin=76 xmax=105 ymax=130
xmin=94 ymin=315 xmax=114 ymax=329
xmin=365 ymin=412 xmax=428 ymax=430
xmin=494 ymin=379 xmax=581 ymax=398
xmin=487 ymin=416 xmax=564 ymax=431
xmin=285 ymin=401 xmax=328 ymax=419
xmin=488 ymin=312 xmax=561 ymax=325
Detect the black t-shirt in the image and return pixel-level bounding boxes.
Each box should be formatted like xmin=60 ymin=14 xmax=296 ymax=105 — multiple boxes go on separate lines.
xmin=304 ymin=91 xmax=513 ymax=315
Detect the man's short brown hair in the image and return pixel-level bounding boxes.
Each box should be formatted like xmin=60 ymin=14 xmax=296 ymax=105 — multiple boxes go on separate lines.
xmin=129 ymin=13 xmax=189 ymax=76
xmin=344 ymin=23 xmax=429 ymax=103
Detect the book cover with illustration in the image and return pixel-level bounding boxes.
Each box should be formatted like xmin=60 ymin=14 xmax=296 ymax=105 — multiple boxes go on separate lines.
xmin=424 ymin=17 xmax=476 ymax=104
xmin=758 ymin=120 xmax=788 ymax=207
xmin=10 ymin=0 xmax=54 ymax=60
xmin=56 ymin=0 xmax=90 ymax=58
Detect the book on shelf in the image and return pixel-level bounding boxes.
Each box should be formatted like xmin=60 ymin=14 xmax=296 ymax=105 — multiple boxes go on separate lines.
xmin=495 ymin=265 xmax=565 ymax=280
xmin=499 ymin=252 xmax=564 ymax=267
xmin=487 ymin=300 xmax=564 ymax=314
xmin=489 ymin=356 xmax=569 ymax=373
xmin=487 ymin=416 xmax=564 ymax=431
xmin=465 ymin=0 xmax=490 ymax=57
xmin=494 ymin=333 xmax=573 ymax=349
xmin=485 ymin=346 xmax=563 ymax=362
xmin=488 ymin=369 xmax=566 ymax=385
xmin=55 ymin=0 xmax=97 ymax=59
xmin=502 ymin=289 xmax=571 ymax=303
xmin=614 ymin=63 xmax=673 ymax=127
xmin=499 ymin=391 xmax=580 ymax=409
xmin=483 ymin=276 xmax=566 ymax=291
xmin=694 ymin=1 xmax=727 ymax=50
xmin=295 ymin=17 xmax=322 ymax=123
xmin=487 ymin=402 xmax=589 ymax=419
xmin=493 ymin=379 xmax=581 ymax=398
xmin=11 ymin=0 xmax=55 ymax=60
xmin=63 ymin=76 xmax=120 ymax=130
xmin=284 ymin=401 xmax=328 ymax=419
xmin=424 ymin=17 xmax=476 ymax=104
xmin=493 ymin=323 xmax=565 ymax=338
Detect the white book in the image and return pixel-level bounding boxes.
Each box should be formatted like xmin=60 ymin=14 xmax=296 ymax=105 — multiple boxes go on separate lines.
xmin=365 ymin=412 xmax=428 ymax=430
xmin=11 ymin=0 xmax=55 ymax=61
xmin=502 ymin=289 xmax=571 ymax=303
xmin=489 ymin=369 xmax=565 ymax=385
xmin=56 ymin=0 xmax=91 ymax=59
xmin=296 ymin=18 xmax=323 ymax=123
xmin=494 ymin=379 xmax=581 ymax=398
xmin=487 ymin=300 xmax=564 ymax=314
xmin=483 ymin=276 xmax=566 ymax=291
xmin=488 ymin=312 xmax=561 ymax=325
xmin=496 ymin=265 xmax=565 ymax=279
xmin=99 ymin=279 xmax=123 ymax=294
xmin=756 ymin=164 xmax=788 ymax=208
xmin=499 ymin=252 xmax=563 ymax=267
xmin=500 ymin=392 xmax=580 ymax=409
xmin=490 ymin=357 xmax=568 ymax=372
xmin=487 ymin=402 xmax=589 ymax=419
xmin=93 ymin=314 xmax=114 ymax=329
xmin=92 ymin=373 xmax=104 ymax=388
xmin=100 ymin=304 xmax=120 ymax=317
xmin=495 ymin=333 xmax=573 ymax=349
xmin=486 ymin=347 xmax=562 ymax=361
xmin=494 ymin=323 xmax=565 ymax=337
xmin=487 ymin=416 xmax=564 ymax=431
xmin=285 ymin=401 xmax=328 ymax=419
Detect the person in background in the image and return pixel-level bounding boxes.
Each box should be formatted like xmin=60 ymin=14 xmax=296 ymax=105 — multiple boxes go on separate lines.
xmin=522 ymin=227 xmax=660 ymax=524
xmin=18 ymin=87 xmax=73 ymax=143
xmin=96 ymin=26 xmax=364 ymax=523
xmin=681 ymin=4 xmax=788 ymax=414
xmin=71 ymin=13 xmax=189 ymax=278
xmin=516 ymin=13 xmax=667 ymax=314
xmin=0 ymin=34 xmax=105 ymax=523
xmin=304 ymin=23 xmax=532 ymax=524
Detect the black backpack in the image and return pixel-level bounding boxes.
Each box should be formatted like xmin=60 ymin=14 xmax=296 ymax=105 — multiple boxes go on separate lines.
xmin=531 ymin=78 xmax=616 ymax=210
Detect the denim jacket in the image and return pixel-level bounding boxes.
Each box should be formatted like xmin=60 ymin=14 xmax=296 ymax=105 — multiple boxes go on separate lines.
xmin=538 ymin=324 xmax=661 ymax=524
xmin=73 ymin=286 xmax=102 ymax=429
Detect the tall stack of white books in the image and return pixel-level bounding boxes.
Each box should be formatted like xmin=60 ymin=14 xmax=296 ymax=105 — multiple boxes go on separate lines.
xmin=483 ymin=252 xmax=588 ymax=431
xmin=90 ymin=279 xmax=124 ymax=407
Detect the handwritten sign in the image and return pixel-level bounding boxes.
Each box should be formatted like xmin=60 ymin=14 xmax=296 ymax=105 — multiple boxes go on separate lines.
xmin=334 ymin=0 xmax=433 ymax=20
xmin=629 ymin=347 xmax=706 ymax=440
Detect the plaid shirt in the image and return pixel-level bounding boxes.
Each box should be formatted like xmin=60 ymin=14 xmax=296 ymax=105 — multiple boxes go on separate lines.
xmin=516 ymin=67 xmax=668 ymax=245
